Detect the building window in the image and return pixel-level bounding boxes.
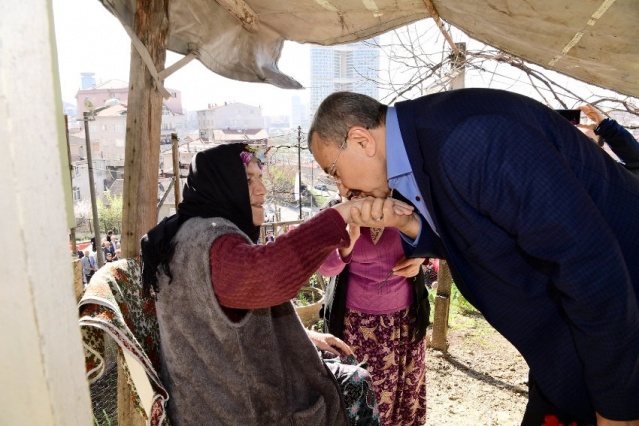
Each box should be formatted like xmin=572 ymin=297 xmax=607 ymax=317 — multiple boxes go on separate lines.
xmin=72 ymin=186 xmax=81 ymax=201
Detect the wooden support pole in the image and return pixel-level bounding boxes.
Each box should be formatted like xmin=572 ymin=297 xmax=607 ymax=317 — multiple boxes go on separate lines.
xmin=119 ymin=1 xmax=170 ymax=424
xmin=450 ymin=42 xmax=466 ymax=91
xmin=64 ymin=114 xmax=78 ymax=256
xmin=84 ymin=111 xmax=104 ymax=268
xmin=430 ymin=42 xmax=466 ymax=352
xmin=171 ymin=133 xmax=181 ymax=210
xmin=120 ymin=0 xmax=169 ymax=260
xmin=430 ymin=259 xmax=453 ymax=351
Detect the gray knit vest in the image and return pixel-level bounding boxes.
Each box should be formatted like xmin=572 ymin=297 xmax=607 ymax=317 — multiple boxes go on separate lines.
xmin=155 ymin=217 xmax=348 ymax=425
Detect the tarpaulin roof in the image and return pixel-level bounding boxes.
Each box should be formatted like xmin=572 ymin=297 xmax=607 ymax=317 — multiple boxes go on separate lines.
xmin=100 ymin=0 xmax=639 ymax=96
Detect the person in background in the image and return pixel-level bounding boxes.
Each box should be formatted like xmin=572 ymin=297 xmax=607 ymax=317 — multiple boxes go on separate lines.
xmin=265 ymin=230 xmax=275 ymax=243
xmin=102 ymin=240 xmax=115 ymax=260
xmin=319 ymin=218 xmax=429 ymax=426
xmin=81 ymin=249 xmax=96 ymax=285
xmin=577 ymin=104 xmax=639 ymax=175
xmin=140 ymin=143 xmax=414 ymax=425
xmin=309 ymin=89 xmax=639 ymax=425
xmin=423 ymin=258 xmax=439 ymax=289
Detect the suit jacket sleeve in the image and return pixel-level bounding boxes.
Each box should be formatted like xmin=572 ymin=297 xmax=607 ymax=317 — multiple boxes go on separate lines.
xmin=596 ymin=118 xmax=639 ymax=172
xmin=441 ymin=114 xmax=639 ymax=417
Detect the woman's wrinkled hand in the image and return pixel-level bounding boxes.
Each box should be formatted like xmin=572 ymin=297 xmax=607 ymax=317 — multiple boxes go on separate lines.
xmin=306 ymin=329 xmax=354 ymax=357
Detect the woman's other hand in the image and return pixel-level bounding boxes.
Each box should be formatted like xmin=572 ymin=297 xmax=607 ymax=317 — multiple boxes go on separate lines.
xmin=392 ymin=256 xmax=426 ymax=278
xmin=307 ymin=329 xmax=354 ymax=357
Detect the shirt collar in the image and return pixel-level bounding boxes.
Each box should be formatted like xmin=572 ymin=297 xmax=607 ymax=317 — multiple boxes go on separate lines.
xmin=385 ymin=106 xmax=412 ymax=180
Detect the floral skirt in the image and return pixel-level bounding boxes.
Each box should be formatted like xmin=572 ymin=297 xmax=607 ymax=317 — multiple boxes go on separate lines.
xmin=343 ymin=306 xmax=427 ymax=426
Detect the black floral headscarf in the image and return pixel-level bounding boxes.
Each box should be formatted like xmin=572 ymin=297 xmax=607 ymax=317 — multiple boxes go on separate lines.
xmin=141 ymin=143 xmax=261 ymax=296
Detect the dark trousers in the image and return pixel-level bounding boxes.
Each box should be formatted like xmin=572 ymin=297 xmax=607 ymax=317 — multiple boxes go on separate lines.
xmin=521 ymin=373 xmax=595 ymax=426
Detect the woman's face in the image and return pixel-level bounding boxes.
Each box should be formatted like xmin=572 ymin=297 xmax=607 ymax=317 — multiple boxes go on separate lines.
xmin=246 ymin=158 xmax=267 ymax=226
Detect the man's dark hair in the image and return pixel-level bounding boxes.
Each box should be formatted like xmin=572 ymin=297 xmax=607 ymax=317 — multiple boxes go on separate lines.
xmin=308 ymin=91 xmax=387 ymax=152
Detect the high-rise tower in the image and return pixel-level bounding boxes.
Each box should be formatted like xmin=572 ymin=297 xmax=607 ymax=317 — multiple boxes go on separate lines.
xmin=309 ymin=39 xmax=380 ymax=124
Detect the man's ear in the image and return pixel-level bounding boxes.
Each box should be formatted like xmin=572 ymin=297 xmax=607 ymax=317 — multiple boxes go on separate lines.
xmin=347 ymin=126 xmax=377 ymax=157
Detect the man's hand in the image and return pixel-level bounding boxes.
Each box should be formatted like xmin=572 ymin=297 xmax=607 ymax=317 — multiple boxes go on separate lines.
xmin=578 ymin=104 xmax=605 ymax=125
xmin=596 ymin=413 xmax=639 ymax=426
xmin=596 ymin=414 xmax=639 ymax=425
xmin=306 ymin=330 xmax=354 ymax=358
xmin=349 ymin=196 xmax=414 ymax=226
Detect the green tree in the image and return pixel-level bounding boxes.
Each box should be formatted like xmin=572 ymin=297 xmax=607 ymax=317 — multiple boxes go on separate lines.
xmin=97 ymin=191 xmax=123 ymax=234
xmin=264 ymin=165 xmax=296 ymax=206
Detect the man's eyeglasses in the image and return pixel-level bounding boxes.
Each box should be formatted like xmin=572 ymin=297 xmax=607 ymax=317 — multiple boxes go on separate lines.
xmin=324 ymin=128 xmax=364 ymax=200
xmin=327 ymin=131 xmax=348 ymax=179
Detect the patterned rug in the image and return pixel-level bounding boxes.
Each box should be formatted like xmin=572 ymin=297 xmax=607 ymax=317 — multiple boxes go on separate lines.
xmin=79 ymin=258 xmax=170 ymax=426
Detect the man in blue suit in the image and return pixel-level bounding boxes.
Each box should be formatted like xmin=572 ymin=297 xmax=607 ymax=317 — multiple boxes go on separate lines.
xmin=309 ymin=89 xmax=639 ymax=426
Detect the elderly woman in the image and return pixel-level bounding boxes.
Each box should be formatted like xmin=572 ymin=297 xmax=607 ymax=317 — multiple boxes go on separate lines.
xmin=141 ymin=143 xmax=383 ymax=425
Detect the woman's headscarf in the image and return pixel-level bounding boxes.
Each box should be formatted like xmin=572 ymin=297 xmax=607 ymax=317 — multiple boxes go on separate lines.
xmin=141 ymin=143 xmax=261 ymax=295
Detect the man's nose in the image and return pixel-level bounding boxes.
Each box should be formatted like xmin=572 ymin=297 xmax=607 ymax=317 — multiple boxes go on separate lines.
xmin=337 ymin=182 xmax=349 ymax=197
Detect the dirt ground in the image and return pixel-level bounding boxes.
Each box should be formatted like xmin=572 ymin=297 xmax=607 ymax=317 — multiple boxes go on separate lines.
xmin=425 ymin=311 xmax=530 ymax=425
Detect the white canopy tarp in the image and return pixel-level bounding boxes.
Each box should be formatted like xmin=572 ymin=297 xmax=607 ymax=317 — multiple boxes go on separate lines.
xmin=100 ymin=0 xmax=638 ymax=96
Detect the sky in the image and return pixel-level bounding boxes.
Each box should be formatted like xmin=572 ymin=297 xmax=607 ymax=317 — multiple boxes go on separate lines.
xmin=52 ymin=0 xmax=628 ymax=120
xmin=52 ymin=0 xmax=312 ymax=116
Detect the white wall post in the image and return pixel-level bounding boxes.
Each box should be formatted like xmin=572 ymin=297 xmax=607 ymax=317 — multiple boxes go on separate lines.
xmin=0 ymin=1 xmax=93 ymax=424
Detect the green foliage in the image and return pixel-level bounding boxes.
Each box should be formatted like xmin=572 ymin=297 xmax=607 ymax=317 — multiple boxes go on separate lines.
xmin=450 ymin=283 xmax=478 ymax=315
xmin=96 ymin=190 xmax=123 ymax=234
xmin=307 ymin=273 xmax=323 ymax=289
xmin=264 ymin=165 xmax=295 ymax=205
xmin=427 ymin=282 xmax=479 ymax=324
xmin=296 ymin=291 xmax=309 ymax=306
xmin=310 ymin=190 xmax=329 ymax=207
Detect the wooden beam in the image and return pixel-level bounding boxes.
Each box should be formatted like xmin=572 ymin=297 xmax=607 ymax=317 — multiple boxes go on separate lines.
xmin=216 ymin=0 xmax=260 ymax=33
xmin=422 ymin=0 xmax=461 ymax=56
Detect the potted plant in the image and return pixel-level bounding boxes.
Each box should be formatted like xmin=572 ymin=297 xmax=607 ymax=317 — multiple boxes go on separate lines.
xmin=293 ymin=272 xmax=325 ymax=328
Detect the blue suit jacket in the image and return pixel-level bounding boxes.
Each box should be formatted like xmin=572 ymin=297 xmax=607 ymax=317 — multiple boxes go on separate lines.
xmin=396 ymin=89 xmax=639 ymax=421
